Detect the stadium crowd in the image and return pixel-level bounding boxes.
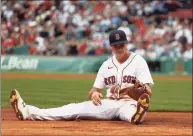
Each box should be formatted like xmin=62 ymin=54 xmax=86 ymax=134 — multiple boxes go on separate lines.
xmin=1 ymin=0 xmax=192 ymax=59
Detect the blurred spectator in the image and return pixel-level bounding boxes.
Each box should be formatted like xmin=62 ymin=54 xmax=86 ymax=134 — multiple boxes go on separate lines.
xmin=152 ymin=39 xmax=165 ymax=58
xmin=145 ymin=46 xmax=157 ymax=60
xmin=183 ymin=44 xmax=192 ymax=59
xmin=111 ymin=12 xmax=122 ymax=28
xmin=118 ymin=21 xmax=132 ymax=41
xmin=175 ymin=24 xmax=192 ymax=44
xmin=67 ymin=36 xmax=78 ymax=55
xmin=35 ymin=36 xmax=46 ymax=55
xmin=134 ymin=40 xmax=146 ymax=57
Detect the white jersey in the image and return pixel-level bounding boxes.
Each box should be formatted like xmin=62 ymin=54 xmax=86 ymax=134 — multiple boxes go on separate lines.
xmin=93 ymin=52 xmax=154 ymax=98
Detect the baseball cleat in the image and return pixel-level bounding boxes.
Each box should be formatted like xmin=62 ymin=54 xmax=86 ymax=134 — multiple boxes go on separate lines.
xmin=131 ymin=93 xmax=150 ymax=125
xmin=10 ymin=89 xmax=29 ymax=120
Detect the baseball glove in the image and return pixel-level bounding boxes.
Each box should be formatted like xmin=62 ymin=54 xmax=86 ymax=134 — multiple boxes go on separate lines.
xmin=119 ymin=79 xmax=150 ymax=101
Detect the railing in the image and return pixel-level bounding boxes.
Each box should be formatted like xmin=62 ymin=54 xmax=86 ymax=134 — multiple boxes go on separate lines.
xmin=1 ymin=55 xmax=192 ymax=75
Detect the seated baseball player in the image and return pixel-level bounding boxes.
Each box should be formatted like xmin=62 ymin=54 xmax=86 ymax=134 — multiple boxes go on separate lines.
xmin=10 ymin=30 xmax=154 ymax=125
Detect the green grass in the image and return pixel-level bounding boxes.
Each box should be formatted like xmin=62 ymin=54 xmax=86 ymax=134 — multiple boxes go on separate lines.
xmin=1 ymin=78 xmax=192 ymax=111
xmin=150 ymin=80 xmax=192 ymax=111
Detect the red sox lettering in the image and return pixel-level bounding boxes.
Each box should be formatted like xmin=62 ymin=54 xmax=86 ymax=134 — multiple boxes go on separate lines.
xmin=123 ymin=75 xmax=136 ymax=83
xmin=104 ymin=75 xmax=136 ymax=85
xmin=104 ymin=76 xmax=116 ymax=85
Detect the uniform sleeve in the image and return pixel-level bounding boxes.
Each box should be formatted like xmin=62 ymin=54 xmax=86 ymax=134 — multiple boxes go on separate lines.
xmin=93 ymin=63 xmax=105 ymax=89
xmin=136 ymin=57 xmax=154 ymax=87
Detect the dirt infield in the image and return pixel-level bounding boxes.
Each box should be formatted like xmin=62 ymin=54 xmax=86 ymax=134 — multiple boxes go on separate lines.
xmin=2 ymin=108 xmax=192 ymax=136
xmin=1 ymin=73 xmax=192 ymax=136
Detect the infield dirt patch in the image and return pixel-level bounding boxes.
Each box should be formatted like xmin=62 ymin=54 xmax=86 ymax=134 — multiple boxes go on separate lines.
xmin=2 ymin=108 xmax=192 ymax=136
xmin=1 ymin=73 xmax=192 ymax=136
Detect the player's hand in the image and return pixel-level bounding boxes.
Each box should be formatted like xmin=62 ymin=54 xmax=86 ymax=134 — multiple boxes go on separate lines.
xmin=110 ymin=85 xmax=120 ymax=99
xmin=91 ymin=91 xmax=103 ymax=106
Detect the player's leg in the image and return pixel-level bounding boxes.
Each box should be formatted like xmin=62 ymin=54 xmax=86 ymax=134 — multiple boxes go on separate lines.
xmin=70 ymin=99 xmax=124 ymax=120
xmin=27 ymin=99 xmax=125 ymax=120
xmin=10 ymin=89 xmax=29 ymax=120
xmin=131 ymin=93 xmax=150 ymax=124
xmin=116 ymin=100 xmax=137 ymax=122
xmin=27 ymin=100 xmax=125 ymax=121
xmin=117 ymin=93 xmax=150 ymax=125
xmin=10 ymin=89 xmax=123 ymax=121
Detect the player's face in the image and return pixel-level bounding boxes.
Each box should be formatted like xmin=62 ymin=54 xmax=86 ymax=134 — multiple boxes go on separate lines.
xmin=110 ymin=44 xmax=128 ymax=55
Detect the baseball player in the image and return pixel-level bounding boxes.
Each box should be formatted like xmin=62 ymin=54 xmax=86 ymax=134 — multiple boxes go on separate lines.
xmin=10 ymin=30 xmax=154 ymax=124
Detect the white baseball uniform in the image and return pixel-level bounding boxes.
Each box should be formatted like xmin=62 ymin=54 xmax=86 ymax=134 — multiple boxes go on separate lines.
xmin=26 ymin=52 xmax=154 ymax=122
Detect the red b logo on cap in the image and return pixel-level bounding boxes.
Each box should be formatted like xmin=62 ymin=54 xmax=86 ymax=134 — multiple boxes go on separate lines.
xmin=115 ymin=34 xmax=120 ymax=40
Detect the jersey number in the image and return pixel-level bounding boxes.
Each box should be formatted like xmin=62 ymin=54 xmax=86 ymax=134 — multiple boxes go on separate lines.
xmin=104 ymin=76 xmax=115 ymax=85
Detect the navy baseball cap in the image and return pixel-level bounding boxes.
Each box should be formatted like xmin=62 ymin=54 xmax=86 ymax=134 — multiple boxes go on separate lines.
xmin=109 ymin=30 xmax=128 ymax=46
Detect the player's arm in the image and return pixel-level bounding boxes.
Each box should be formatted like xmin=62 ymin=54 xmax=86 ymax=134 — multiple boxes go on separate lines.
xmin=89 ymin=62 xmax=106 ymax=106
xmin=136 ymin=56 xmax=154 ymax=96
xmin=89 ymin=87 xmax=103 ymax=106
xmin=144 ymin=83 xmax=152 ymax=97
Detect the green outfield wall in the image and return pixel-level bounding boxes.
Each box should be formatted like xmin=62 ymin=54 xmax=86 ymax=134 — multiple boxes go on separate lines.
xmin=1 ymin=55 xmax=192 ymax=75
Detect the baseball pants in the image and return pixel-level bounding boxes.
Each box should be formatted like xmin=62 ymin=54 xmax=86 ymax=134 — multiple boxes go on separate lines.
xmin=26 ymin=99 xmax=138 ymax=122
